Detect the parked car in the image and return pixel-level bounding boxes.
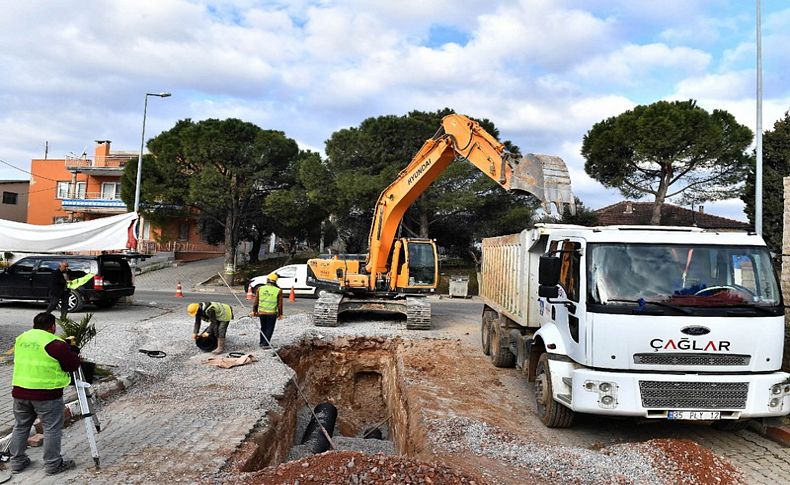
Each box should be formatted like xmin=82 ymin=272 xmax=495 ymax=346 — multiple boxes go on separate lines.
xmin=247 ymin=264 xmax=317 ymax=298
xmin=0 ymin=254 xmax=135 ymax=312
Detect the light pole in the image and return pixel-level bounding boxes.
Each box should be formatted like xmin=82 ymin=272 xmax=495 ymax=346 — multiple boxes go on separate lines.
xmin=133 ymin=92 xmax=171 ymax=214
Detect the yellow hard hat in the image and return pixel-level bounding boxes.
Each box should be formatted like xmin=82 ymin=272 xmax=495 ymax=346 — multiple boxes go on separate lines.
xmin=187 ymin=303 xmax=200 ymax=316
xmin=267 ymin=273 xmax=279 ymax=282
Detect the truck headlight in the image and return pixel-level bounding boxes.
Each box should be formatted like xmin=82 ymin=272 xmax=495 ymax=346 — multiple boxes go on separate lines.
xmin=771 ymin=385 xmax=782 ymax=395
xmin=599 ymin=382 xmax=612 ymax=393
xmin=770 ymin=398 xmax=780 ymax=408
xmin=601 ymin=395 xmax=614 ymax=406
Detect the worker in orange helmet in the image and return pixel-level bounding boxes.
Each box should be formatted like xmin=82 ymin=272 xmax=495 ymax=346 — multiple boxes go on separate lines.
xmin=250 ymin=273 xmax=283 ymax=349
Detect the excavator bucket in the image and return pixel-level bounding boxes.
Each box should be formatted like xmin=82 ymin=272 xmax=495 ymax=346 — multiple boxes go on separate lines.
xmin=508 ymin=153 xmax=576 ymax=215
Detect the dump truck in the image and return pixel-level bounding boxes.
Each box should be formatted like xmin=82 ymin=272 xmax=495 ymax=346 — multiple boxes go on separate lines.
xmin=480 ymin=223 xmax=790 ymax=428
xmin=307 ymin=114 xmax=575 ymax=329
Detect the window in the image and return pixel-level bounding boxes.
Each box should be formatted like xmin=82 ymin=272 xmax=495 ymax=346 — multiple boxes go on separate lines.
xmin=36 ymin=260 xmax=61 ymax=274
xmin=178 ymin=221 xmax=189 ymax=241
xmin=142 ymin=220 xmax=151 ymax=240
xmin=2 ymin=191 xmax=18 ymax=205
xmin=101 ymin=182 xmax=121 ymax=200
xmin=9 ymin=259 xmax=35 ymax=274
xmin=559 ymin=240 xmax=581 ymax=302
xmin=75 ymin=182 xmax=86 ymax=199
xmin=277 ymin=266 xmax=297 ymax=278
xmin=57 ymin=182 xmax=70 ymax=199
xmin=53 ymin=216 xmax=69 ymax=224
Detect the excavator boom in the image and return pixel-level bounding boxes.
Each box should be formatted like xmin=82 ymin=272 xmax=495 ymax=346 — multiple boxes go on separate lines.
xmin=309 ymin=113 xmax=575 ymax=328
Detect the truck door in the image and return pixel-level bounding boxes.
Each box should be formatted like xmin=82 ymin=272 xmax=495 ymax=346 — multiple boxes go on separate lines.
xmin=554 ymin=239 xmax=587 ymax=364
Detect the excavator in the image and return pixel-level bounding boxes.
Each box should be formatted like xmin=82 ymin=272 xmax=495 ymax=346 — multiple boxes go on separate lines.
xmin=307 ymin=113 xmax=575 ymax=329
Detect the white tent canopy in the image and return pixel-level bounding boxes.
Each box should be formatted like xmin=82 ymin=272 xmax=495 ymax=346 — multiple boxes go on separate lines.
xmin=0 ymin=212 xmax=138 ymax=253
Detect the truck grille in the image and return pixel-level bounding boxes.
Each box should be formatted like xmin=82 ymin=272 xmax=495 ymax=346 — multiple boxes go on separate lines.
xmin=639 ymin=381 xmax=748 ymax=409
xmin=633 ymin=353 xmax=750 ymax=366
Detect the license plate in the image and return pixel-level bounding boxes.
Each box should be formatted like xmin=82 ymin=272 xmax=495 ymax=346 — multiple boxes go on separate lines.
xmin=667 ymin=411 xmax=721 ymax=420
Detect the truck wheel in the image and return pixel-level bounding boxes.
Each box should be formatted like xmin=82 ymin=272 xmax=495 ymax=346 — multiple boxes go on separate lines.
xmin=490 ymin=325 xmax=515 ymax=368
xmin=481 ymin=318 xmax=492 ymax=356
xmin=535 ymin=353 xmax=574 ymax=428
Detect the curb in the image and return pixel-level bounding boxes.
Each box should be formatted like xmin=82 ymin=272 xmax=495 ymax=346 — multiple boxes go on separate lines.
xmin=764 ymin=425 xmax=790 ymax=447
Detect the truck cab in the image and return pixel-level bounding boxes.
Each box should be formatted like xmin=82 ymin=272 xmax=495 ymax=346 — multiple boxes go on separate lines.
xmin=480 ymin=225 xmax=790 ymax=427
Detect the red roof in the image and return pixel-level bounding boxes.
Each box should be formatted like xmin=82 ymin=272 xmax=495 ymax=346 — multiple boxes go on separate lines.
xmin=595 ymin=201 xmax=750 ymax=231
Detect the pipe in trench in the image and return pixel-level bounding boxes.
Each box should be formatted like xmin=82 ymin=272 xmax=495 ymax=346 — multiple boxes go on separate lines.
xmin=300 ymin=403 xmax=338 ymax=454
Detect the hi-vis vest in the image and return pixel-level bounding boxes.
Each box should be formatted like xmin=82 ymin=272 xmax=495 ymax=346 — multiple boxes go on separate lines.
xmin=12 ymin=329 xmax=71 ymax=390
xmin=257 ymin=284 xmax=280 ymax=314
xmin=203 ymin=302 xmax=233 ymax=322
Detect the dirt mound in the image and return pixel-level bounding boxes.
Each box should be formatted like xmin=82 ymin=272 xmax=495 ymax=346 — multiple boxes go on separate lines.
xmin=241 ymin=450 xmax=487 ymax=484
xmin=638 ymin=439 xmax=741 ymax=484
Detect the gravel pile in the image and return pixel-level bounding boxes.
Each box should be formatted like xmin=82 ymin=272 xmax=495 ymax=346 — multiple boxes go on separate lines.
xmin=427 ymin=415 xmax=662 ymax=484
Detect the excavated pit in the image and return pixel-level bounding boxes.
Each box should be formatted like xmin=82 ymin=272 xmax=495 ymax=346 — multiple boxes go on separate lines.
xmin=230 ymin=337 xmax=421 ymax=472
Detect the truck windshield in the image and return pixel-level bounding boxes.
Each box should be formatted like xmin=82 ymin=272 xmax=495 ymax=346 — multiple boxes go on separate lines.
xmin=587 ymin=244 xmax=781 ymax=311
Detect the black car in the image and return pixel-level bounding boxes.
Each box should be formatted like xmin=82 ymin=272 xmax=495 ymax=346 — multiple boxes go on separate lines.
xmin=0 ymin=255 xmax=135 ymax=312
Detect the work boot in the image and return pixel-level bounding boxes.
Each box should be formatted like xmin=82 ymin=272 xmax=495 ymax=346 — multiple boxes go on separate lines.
xmin=212 ymin=338 xmax=225 ymax=355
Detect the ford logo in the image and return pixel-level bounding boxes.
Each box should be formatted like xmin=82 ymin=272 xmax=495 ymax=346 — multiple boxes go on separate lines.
xmin=681 ymin=326 xmax=711 ymax=336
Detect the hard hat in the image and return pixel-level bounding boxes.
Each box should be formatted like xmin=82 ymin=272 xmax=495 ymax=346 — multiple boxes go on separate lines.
xmin=187 ymin=303 xmax=200 ymax=316
xmin=267 ymin=273 xmax=279 ymax=282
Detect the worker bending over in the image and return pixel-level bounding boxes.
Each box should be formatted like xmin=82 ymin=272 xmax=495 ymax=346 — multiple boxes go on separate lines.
xmin=251 ymin=273 xmax=283 ymax=349
xmin=188 ymin=302 xmax=234 ymax=354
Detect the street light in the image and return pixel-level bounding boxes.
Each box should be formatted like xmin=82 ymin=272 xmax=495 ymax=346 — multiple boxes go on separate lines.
xmin=133 ymin=92 xmax=171 ymax=214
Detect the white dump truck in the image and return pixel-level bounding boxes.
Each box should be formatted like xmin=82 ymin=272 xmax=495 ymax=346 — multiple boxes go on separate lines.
xmin=480 ymin=224 xmax=790 ymax=428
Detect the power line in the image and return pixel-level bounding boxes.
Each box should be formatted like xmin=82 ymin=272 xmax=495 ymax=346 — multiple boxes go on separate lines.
xmin=0 ymin=158 xmax=60 ymax=182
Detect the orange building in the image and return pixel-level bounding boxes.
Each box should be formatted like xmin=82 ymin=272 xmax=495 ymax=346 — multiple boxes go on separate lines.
xmin=28 ymin=141 xmax=222 ymax=259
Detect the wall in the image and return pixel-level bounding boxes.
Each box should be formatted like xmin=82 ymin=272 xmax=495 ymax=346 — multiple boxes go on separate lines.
xmin=782 ymin=178 xmax=790 ymax=372
xmin=0 ymin=181 xmax=30 ymax=222
xmin=27 ymin=158 xmax=83 ymax=224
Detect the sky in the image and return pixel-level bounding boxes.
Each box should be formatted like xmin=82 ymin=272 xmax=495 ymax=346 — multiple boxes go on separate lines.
xmin=1 ymin=0 xmax=788 ymax=222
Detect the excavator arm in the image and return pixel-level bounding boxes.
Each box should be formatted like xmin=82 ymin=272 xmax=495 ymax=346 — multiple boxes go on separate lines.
xmin=365 ymin=113 xmax=575 ymax=278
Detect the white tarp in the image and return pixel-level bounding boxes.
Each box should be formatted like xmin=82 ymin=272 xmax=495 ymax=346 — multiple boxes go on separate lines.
xmin=0 ymin=212 xmax=138 ymax=252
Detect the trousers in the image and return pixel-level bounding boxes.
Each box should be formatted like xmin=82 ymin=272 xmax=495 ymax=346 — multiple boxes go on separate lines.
xmin=258 ymin=314 xmax=277 ymax=346
xmin=10 ymin=397 xmax=66 ymax=473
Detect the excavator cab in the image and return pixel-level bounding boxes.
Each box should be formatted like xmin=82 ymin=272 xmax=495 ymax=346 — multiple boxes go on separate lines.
xmin=392 ymin=239 xmax=437 ymax=291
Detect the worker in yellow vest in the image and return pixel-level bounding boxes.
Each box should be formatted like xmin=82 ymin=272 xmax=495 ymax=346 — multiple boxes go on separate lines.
xmin=188 ymin=301 xmax=234 ymax=355
xmin=10 ymin=312 xmax=80 ymax=476
xmin=251 ymin=273 xmax=283 ymax=349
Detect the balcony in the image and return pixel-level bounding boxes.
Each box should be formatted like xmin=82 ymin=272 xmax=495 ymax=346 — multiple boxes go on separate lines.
xmin=65 ymin=156 xmax=131 ymax=176
xmin=61 ymin=193 xmax=127 ymax=214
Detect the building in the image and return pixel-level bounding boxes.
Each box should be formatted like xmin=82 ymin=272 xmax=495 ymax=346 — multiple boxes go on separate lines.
xmin=595 ymin=201 xmax=750 ymax=231
xmin=27 ymin=141 xmax=222 ymax=259
xmin=0 ymin=180 xmax=29 ymax=222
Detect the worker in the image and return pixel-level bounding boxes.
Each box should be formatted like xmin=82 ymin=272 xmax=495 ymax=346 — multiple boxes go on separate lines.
xmin=10 ymin=312 xmax=79 ymax=475
xmin=188 ymin=302 xmax=234 ymax=354
xmin=45 ymin=261 xmax=71 ymax=320
xmin=251 ymin=273 xmax=283 ymax=349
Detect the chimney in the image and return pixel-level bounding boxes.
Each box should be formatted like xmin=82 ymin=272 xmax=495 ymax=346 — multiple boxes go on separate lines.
xmin=94 ymin=140 xmax=111 ymax=167
xmin=698 ymin=206 xmax=704 ymax=214
xmin=624 ymin=201 xmax=633 ymax=213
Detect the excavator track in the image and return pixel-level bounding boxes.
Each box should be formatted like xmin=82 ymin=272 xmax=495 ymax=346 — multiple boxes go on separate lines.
xmin=313 ymin=292 xmax=342 ymax=327
xmin=405 ymin=297 xmax=431 ymax=330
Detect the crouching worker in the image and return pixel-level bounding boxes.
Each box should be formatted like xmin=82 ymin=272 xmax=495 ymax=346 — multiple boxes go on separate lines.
xmin=188 ymin=302 xmax=234 ymax=355
xmin=10 ymin=312 xmax=80 ymax=475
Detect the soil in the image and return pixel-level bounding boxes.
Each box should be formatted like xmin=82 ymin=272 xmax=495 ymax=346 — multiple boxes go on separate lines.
xmin=240 ymin=450 xmax=487 ymax=484
xmin=226 ymin=336 xmax=743 ymax=485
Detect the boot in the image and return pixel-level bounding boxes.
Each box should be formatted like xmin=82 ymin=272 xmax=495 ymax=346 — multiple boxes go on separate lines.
xmin=212 ymin=338 xmax=225 ymax=355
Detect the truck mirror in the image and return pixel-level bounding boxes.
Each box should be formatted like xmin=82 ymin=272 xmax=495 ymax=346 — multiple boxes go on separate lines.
xmin=538 ymin=255 xmax=561 ymax=286
xmin=538 ymin=285 xmax=559 ymax=298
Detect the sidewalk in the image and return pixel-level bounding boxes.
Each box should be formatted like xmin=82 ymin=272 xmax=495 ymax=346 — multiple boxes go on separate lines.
xmin=133 ymin=257 xmax=224 ymax=292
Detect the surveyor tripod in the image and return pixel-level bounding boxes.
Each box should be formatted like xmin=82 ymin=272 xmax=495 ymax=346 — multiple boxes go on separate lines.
xmin=72 ymin=365 xmax=101 ymax=468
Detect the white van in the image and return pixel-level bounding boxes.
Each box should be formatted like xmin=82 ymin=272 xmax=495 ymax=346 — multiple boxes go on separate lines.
xmin=247 ymin=264 xmax=317 ymax=297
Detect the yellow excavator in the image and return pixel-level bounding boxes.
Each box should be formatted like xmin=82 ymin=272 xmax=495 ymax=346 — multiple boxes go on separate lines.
xmin=307 ymin=113 xmax=575 ymax=329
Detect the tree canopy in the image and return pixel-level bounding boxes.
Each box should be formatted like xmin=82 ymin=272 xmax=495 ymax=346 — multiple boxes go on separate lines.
xmin=322 ymin=108 xmax=536 ymax=256
xmin=582 ymin=100 xmax=753 ymax=224
xmin=121 ymin=118 xmax=299 ymax=275
xmin=741 ymin=111 xmax=790 ymax=254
